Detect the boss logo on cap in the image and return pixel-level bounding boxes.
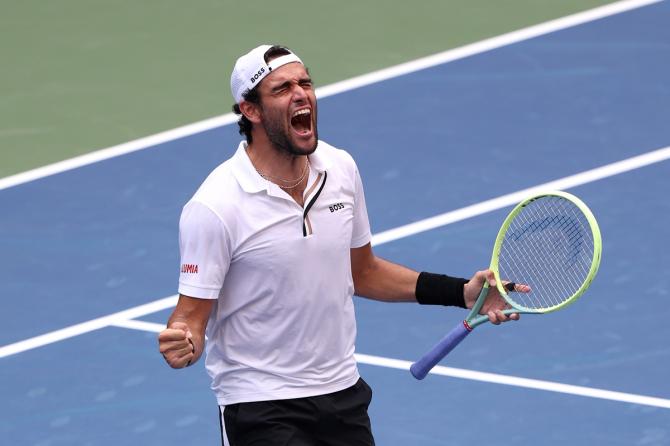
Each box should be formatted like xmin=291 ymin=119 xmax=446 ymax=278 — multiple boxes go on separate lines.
xmin=250 ymin=67 xmax=265 ymax=84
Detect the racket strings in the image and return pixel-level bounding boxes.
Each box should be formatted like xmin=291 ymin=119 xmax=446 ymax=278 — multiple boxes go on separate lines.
xmin=515 ymin=215 xmax=581 ymax=303
xmin=498 ymin=196 xmax=595 ymax=311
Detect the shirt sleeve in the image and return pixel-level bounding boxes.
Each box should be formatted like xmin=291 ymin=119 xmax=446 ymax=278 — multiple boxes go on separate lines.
xmin=178 ymin=200 xmax=231 ymax=299
xmin=350 ymin=166 xmax=372 ymax=248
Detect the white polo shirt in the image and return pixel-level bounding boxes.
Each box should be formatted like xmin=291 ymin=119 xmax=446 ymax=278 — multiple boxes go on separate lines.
xmin=178 ymin=140 xmax=372 ymax=406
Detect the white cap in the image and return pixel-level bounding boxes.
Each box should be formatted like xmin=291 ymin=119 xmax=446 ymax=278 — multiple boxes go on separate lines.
xmin=230 ymin=45 xmax=303 ymax=104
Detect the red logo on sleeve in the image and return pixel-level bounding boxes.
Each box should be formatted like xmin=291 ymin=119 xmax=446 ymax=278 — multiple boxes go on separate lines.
xmin=181 ymin=264 xmax=199 ymax=274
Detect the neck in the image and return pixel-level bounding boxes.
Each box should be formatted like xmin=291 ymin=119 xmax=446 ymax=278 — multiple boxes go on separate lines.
xmin=246 ymin=138 xmax=308 ymax=179
xmin=246 ymin=142 xmax=310 ymax=191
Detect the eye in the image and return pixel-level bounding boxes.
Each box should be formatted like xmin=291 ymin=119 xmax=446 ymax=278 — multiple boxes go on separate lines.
xmin=271 ymin=82 xmax=291 ymax=95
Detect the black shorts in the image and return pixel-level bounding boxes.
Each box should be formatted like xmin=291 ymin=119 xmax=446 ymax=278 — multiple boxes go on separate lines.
xmin=219 ymin=378 xmax=375 ymax=446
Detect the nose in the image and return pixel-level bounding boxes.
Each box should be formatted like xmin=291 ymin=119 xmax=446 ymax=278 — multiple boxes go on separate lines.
xmin=290 ymin=82 xmax=308 ymax=102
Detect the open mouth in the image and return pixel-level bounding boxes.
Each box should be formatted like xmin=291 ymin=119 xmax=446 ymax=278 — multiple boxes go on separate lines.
xmin=290 ymin=109 xmax=312 ymax=136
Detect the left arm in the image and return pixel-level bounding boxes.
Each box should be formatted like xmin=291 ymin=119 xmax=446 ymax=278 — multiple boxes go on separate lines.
xmin=350 ymin=243 xmax=518 ymax=323
xmin=350 ymin=242 xmax=419 ymax=302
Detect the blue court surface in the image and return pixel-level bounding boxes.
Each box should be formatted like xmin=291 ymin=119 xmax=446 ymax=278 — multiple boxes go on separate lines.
xmin=2 ymin=2 xmax=670 ymax=445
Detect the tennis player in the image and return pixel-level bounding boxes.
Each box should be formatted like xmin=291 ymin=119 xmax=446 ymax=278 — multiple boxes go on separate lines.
xmin=158 ymin=44 xmax=518 ymax=446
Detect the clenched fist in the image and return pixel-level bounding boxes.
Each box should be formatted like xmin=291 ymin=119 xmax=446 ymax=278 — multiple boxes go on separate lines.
xmin=158 ymin=321 xmax=195 ymax=368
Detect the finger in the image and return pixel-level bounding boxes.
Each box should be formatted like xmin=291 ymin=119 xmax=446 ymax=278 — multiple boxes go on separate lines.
xmin=484 ymin=269 xmax=496 ymax=287
xmin=158 ymin=328 xmax=188 ymax=342
xmin=503 ymin=282 xmax=532 ymax=293
xmin=159 ymin=339 xmax=192 ymax=355
xmin=184 ymin=350 xmax=195 ymax=367
xmin=161 ymin=345 xmax=191 ymax=361
xmin=162 ymin=346 xmax=195 ymax=368
xmin=490 ymin=309 xmax=516 ymax=324
xmin=496 ymin=310 xmax=509 ymax=322
xmin=168 ymin=321 xmax=193 ymax=339
xmin=165 ymin=354 xmax=194 ymax=369
xmin=173 ymin=344 xmax=194 ymax=357
xmin=470 ymin=270 xmax=494 ymax=290
xmin=487 ymin=310 xmax=502 ymax=325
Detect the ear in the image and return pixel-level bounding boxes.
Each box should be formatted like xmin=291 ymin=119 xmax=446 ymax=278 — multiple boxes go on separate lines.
xmin=239 ymin=101 xmax=262 ymax=124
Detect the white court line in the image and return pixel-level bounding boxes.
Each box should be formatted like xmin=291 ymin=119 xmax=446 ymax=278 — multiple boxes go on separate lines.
xmin=354 ymin=354 xmax=670 ymax=409
xmin=110 ymin=319 xmax=166 ymax=333
xmin=0 ymin=295 xmax=177 ymax=358
xmin=372 ymin=145 xmax=670 ymax=245
xmin=0 ymin=0 xmax=666 ymax=410
xmin=1 ymin=150 xmax=669 ymax=409
xmin=88 ymin=320 xmax=670 ymax=409
xmin=2 ymin=145 xmax=670 ymax=359
xmin=315 ymin=0 xmax=662 ymax=99
xmin=0 ymin=0 xmax=660 ymax=192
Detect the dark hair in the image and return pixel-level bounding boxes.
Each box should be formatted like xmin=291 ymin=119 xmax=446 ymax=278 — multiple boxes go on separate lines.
xmin=232 ymin=45 xmax=292 ymax=143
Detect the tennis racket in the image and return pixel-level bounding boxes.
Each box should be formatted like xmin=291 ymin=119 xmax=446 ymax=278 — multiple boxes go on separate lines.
xmin=410 ymin=190 xmax=602 ymax=380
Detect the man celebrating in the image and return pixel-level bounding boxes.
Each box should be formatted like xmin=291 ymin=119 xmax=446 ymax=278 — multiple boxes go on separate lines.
xmin=158 ymin=44 xmax=517 ymax=445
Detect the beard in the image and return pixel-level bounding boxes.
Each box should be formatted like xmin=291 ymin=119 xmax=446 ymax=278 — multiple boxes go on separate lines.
xmin=260 ymin=106 xmax=318 ymax=157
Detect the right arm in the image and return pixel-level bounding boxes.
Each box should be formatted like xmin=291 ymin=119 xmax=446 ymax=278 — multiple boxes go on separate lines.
xmin=162 ymin=200 xmax=230 ymax=368
xmin=158 ymin=294 xmax=214 ymax=368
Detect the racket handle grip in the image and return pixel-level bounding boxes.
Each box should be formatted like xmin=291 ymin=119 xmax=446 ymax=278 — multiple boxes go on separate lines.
xmin=410 ymin=321 xmax=472 ymax=380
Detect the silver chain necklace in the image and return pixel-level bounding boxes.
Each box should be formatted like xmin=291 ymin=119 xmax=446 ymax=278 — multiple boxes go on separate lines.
xmin=256 ymin=158 xmax=310 ymax=189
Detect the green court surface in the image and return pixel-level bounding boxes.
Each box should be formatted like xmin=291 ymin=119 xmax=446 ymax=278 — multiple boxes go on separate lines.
xmin=1 ymin=0 xmax=614 ymax=178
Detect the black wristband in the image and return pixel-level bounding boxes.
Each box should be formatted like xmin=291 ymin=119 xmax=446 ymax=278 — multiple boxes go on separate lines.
xmin=415 ymin=272 xmax=469 ymax=308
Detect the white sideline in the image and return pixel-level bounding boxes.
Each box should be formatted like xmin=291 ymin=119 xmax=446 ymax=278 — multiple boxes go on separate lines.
xmin=0 ymin=0 xmax=660 ymax=192
xmin=2 ymin=145 xmax=670 ymax=359
xmin=2 ymin=143 xmax=670 ymax=360
xmin=2 ymin=148 xmax=670 ymax=409
xmin=1 ymin=0 xmax=667 ymax=412
xmin=355 ymin=354 xmax=670 ymax=409
xmin=0 ymin=296 xmax=177 ymax=358
xmin=372 ymin=145 xmax=670 ymax=245
xmin=110 ymin=319 xmax=167 ymax=333
xmin=46 ymin=319 xmax=670 ymax=409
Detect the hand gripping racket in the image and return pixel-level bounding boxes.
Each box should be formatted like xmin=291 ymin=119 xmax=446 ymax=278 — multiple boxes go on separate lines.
xmin=410 ymin=191 xmax=602 ymax=380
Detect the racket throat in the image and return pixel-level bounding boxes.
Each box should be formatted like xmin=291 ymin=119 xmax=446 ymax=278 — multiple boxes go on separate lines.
xmin=462 ymin=320 xmax=474 ymax=332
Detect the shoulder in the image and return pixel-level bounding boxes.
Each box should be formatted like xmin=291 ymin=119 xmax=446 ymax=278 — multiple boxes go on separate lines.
xmin=314 ymin=140 xmax=359 ymax=173
xmin=192 ymin=154 xmax=242 ymax=202
xmin=180 ymin=155 xmax=243 ymax=228
xmin=196 ymin=158 xmax=238 ymax=198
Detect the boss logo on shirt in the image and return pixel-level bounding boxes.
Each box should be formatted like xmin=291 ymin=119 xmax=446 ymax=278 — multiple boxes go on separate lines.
xmin=329 ymin=203 xmax=344 ymax=213
xmin=181 ymin=264 xmax=199 ymax=274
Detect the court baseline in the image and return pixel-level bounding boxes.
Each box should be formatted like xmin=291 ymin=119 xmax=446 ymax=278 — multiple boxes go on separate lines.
xmin=6 ymin=145 xmax=669 ymax=358
xmin=2 ymin=146 xmax=669 ymax=410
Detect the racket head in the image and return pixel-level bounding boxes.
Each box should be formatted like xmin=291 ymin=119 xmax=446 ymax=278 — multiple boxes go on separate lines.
xmin=490 ymin=191 xmax=602 ymax=314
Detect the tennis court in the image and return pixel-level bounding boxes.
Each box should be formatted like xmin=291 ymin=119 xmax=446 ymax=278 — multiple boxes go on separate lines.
xmin=1 ymin=1 xmax=669 ymax=444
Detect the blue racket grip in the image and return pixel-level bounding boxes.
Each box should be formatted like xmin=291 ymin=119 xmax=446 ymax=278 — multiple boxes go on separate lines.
xmin=410 ymin=321 xmax=472 ymax=380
